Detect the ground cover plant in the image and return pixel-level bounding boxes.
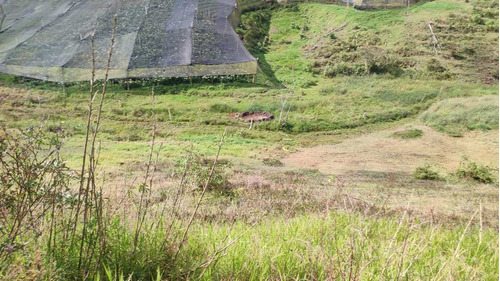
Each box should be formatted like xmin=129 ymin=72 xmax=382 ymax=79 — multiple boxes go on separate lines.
xmin=0 ymin=0 xmax=498 ymax=280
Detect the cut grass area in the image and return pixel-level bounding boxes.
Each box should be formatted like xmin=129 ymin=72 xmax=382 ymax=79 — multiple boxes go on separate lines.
xmin=293 ymin=0 xmax=498 ymax=83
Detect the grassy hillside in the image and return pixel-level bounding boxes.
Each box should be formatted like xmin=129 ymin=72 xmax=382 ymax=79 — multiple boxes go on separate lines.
xmin=248 ymin=0 xmax=498 ymax=85
xmin=0 ymin=0 xmax=498 ymax=280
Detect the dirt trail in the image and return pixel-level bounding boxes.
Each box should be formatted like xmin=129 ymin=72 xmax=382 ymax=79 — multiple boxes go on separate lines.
xmin=284 ymin=126 xmax=499 ymax=174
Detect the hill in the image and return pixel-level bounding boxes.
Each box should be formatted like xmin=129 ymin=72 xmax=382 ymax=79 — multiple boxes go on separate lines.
xmin=0 ymin=0 xmax=498 ymax=279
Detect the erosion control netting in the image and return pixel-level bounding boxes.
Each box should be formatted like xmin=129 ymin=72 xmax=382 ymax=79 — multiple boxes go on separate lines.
xmin=0 ymin=0 xmax=257 ymax=82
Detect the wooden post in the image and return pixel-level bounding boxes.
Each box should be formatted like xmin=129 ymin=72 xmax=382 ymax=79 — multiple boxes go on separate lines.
xmin=252 ymin=74 xmax=256 ymax=83
xmin=427 ymin=22 xmax=441 ymax=55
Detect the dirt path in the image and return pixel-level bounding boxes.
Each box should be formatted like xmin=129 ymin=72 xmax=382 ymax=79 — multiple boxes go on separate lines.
xmin=284 ymin=125 xmax=499 ymax=174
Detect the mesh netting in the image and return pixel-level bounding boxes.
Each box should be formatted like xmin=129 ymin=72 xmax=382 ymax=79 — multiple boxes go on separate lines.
xmin=0 ymin=0 xmax=257 ymax=82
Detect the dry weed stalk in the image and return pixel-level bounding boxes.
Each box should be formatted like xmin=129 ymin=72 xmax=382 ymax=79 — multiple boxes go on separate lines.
xmin=133 ymin=87 xmax=158 ymax=251
xmin=174 ymin=128 xmax=228 ymax=261
xmin=161 ymin=144 xmax=193 ymax=240
xmin=76 ymin=15 xmax=117 ymax=275
xmin=70 ymin=30 xmax=96 ymax=240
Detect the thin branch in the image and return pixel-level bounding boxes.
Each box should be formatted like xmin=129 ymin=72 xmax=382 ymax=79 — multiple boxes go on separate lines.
xmin=133 ymin=86 xmax=157 ymax=251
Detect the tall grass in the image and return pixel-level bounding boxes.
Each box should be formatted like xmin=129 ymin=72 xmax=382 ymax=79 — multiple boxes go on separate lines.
xmin=421 ymin=95 xmax=499 ymax=136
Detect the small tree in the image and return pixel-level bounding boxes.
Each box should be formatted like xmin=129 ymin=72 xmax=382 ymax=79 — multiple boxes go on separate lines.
xmin=0 ymin=127 xmax=71 ymax=259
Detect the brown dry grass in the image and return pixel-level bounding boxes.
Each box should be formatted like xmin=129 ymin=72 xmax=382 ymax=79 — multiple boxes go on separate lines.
xmin=283 ymin=125 xmax=499 ymax=174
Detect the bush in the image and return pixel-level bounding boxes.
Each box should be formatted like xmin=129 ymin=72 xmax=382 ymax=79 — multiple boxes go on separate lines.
xmin=183 ymin=153 xmax=233 ymax=193
xmin=426 ymin=59 xmax=447 ymax=73
xmin=455 ymin=156 xmax=497 ymax=184
xmin=412 ymin=164 xmax=442 ymax=180
xmin=323 ymin=63 xmax=365 ymax=77
xmin=0 ymin=127 xmax=72 ymax=258
xmin=263 ymin=158 xmax=284 ymax=167
xmin=237 ymin=9 xmax=272 ymax=52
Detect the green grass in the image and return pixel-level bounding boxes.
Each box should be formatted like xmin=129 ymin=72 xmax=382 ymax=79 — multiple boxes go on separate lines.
xmin=187 ymin=212 xmax=498 ymax=280
xmin=6 ymin=211 xmax=497 ymax=280
xmin=421 ymin=95 xmax=499 ymax=137
xmin=392 ymin=128 xmax=424 ymax=139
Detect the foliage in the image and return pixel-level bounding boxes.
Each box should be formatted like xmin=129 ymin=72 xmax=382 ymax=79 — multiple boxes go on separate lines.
xmin=301 ymin=1 xmax=498 ymax=82
xmin=237 ymin=9 xmax=273 ymax=52
xmin=0 ymin=2 xmax=499 ymax=280
xmin=456 ymin=156 xmax=497 ymax=184
xmin=0 ymin=127 xmax=72 ymax=259
xmin=412 ymin=164 xmax=442 ymax=181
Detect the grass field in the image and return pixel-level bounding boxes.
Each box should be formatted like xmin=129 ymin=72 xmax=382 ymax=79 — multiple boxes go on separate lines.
xmin=0 ymin=0 xmax=498 ymax=280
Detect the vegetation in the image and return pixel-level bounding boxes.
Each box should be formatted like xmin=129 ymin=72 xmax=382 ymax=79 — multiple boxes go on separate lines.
xmin=421 ymin=95 xmax=499 ymax=137
xmin=412 ymin=164 xmax=442 ymax=180
xmin=0 ymin=125 xmax=497 ymax=280
xmin=0 ymin=0 xmax=499 ymax=279
xmin=392 ymin=128 xmax=424 ymax=139
xmin=456 ymin=156 xmax=497 ymax=184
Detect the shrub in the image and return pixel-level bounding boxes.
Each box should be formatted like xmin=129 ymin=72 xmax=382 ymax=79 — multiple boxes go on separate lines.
xmin=263 ymin=158 xmax=284 ymax=167
xmin=0 ymin=127 xmax=72 ymax=258
xmin=412 ymin=164 xmax=442 ymax=180
xmin=455 ymin=156 xmax=497 ymax=184
xmin=237 ymin=9 xmax=272 ymax=52
xmin=426 ymin=59 xmax=447 ymax=73
xmin=185 ymin=154 xmax=233 ymax=193
xmin=323 ymin=63 xmax=365 ymax=77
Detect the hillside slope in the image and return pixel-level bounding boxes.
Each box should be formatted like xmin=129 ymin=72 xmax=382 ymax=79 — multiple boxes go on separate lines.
xmin=0 ymin=1 xmax=499 ymax=280
xmin=245 ymin=0 xmax=498 ymax=86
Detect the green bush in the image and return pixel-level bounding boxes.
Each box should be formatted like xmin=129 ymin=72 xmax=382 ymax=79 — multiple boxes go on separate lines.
xmin=426 ymin=59 xmax=447 ymax=73
xmin=263 ymin=158 xmax=284 ymax=167
xmin=323 ymin=63 xmax=365 ymax=77
xmin=412 ymin=164 xmax=442 ymax=180
xmin=237 ymin=9 xmax=272 ymax=52
xmin=455 ymin=157 xmax=497 ymax=184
